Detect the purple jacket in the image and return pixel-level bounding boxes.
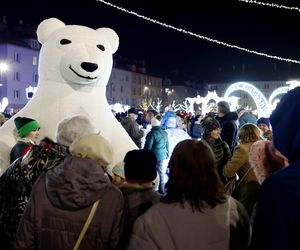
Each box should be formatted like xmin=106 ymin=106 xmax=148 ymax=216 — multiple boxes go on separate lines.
xmin=14 ymin=156 xmax=125 ymax=250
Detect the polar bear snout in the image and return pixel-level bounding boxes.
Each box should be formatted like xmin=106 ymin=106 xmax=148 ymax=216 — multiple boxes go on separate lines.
xmin=81 ymin=62 xmax=98 ymax=72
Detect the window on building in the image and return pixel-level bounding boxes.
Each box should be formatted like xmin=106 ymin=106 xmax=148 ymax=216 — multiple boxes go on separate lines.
xmin=32 ymin=56 xmax=38 ymax=66
xmin=31 ymin=40 xmax=40 ymax=49
xmin=13 ymin=89 xmax=20 ymax=99
xmin=126 ymin=75 xmax=129 ymax=82
xmin=112 ymin=86 xmax=115 ymax=92
xmin=33 ymin=73 xmax=39 ymax=83
xmin=120 ymin=86 xmax=123 ymax=93
xmin=14 ymin=52 xmax=21 ymax=62
xmin=14 ymin=72 xmax=21 ymax=81
xmin=133 ymin=87 xmax=136 ymax=95
xmin=126 ymin=98 xmax=129 ymax=104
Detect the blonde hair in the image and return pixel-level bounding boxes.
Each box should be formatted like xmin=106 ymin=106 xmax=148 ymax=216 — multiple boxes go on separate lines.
xmin=239 ymin=123 xmax=261 ymax=143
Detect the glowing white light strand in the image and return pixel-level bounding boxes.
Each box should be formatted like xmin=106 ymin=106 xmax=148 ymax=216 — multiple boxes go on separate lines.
xmin=238 ymin=0 xmax=300 ymax=12
xmin=97 ymin=0 xmax=300 ymax=64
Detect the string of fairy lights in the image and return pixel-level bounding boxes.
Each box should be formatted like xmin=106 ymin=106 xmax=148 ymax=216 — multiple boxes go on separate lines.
xmin=96 ymin=0 xmax=300 ymax=64
xmin=238 ymin=0 xmax=300 ymax=12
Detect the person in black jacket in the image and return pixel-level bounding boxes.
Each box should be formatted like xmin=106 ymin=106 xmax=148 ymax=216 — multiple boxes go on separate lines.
xmin=201 ymin=116 xmax=231 ymax=184
xmin=216 ymin=101 xmax=238 ymax=153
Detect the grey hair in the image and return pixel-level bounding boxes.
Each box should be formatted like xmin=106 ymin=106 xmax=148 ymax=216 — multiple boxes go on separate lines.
xmin=217 ymin=101 xmax=230 ymax=115
xmin=55 ymin=115 xmax=96 ymax=146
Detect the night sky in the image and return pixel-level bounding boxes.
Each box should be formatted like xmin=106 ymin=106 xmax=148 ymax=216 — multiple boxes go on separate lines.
xmin=1 ymin=0 xmax=300 ymax=82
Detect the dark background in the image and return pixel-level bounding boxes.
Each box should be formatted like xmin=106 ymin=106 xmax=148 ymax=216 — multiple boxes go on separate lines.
xmin=1 ymin=0 xmax=300 ymax=82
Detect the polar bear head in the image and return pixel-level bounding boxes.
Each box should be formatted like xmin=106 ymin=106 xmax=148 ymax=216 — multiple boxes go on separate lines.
xmin=36 ymin=18 xmax=119 ymax=87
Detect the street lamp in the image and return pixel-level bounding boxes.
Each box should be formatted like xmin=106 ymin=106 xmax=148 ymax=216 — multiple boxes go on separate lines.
xmin=144 ymin=86 xmax=149 ymax=100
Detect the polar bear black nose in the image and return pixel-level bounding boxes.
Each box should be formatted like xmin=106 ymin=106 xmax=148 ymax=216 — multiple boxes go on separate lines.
xmin=81 ymin=62 xmax=98 ymax=72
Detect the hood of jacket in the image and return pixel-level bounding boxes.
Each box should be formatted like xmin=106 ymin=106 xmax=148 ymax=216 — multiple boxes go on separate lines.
xmin=45 ymin=156 xmax=110 ymax=210
xmin=270 ymin=87 xmax=300 ymax=164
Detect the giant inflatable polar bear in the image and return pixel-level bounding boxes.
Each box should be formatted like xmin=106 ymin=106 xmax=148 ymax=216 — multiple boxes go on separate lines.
xmin=0 ymin=18 xmax=137 ymax=175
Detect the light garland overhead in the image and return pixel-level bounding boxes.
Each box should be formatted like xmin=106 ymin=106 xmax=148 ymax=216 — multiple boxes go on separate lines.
xmin=97 ymin=0 xmax=300 ymax=64
xmin=238 ymin=0 xmax=300 ymax=12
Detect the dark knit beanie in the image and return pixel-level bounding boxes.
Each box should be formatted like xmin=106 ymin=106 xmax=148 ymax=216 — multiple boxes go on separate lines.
xmin=257 ymin=117 xmax=270 ymax=128
xmin=201 ymin=117 xmax=221 ymax=133
xmin=128 ymin=107 xmax=139 ymax=115
xmin=124 ymin=149 xmax=157 ymax=182
xmin=14 ymin=117 xmax=40 ymax=138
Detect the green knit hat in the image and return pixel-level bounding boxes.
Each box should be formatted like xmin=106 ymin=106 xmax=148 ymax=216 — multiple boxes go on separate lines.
xmin=14 ymin=117 xmax=40 ymax=138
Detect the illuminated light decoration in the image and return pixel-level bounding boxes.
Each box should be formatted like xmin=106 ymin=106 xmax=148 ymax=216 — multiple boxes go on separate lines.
xmin=97 ymin=0 xmax=300 ymax=64
xmin=268 ymin=86 xmax=291 ymax=111
xmin=170 ymin=100 xmax=181 ymax=112
xmin=124 ymin=105 xmax=130 ymax=112
xmin=110 ymin=103 xmax=130 ymax=113
xmin=25 ymin=85 xmax=38 ymax=99
xmin=224 ymin=82 xmax=270 ymax=117
xmin=268 ymin=80 xmax=300 ymax=110
xmin=186 ymin=91 xmax=239 ymax=115
xmin=139 ymin=99 xmax=151 ymax=111
xmin=286 ymin=80 xmax=300 ymax=88
xmin=0 ymin=97 xmax=9 ymax=112
xmin=150 ymin=98 xmax=163 ymax=113
xmin=179 ymin=100 xmax=191 ymax=113
xmin=238 ymin=0 xmax=300 ymax=12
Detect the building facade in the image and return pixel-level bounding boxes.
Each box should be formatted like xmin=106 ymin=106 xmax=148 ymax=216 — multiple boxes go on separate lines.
xmin=0 ymin=40 xmax=40 ymax=113
xmin=106 ymin=65 xmax=163 ymax=108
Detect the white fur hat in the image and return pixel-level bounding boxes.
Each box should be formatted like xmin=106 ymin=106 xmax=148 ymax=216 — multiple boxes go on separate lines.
xmin=166 ymin=116 xmax=177 ymax=129
xmin=69 ymin=133 xmax=113 ymax=168
xmin=151 ymin=117 xmax=161 ymax=127
xmin=56 ymin=115 xmax=95 ymax=146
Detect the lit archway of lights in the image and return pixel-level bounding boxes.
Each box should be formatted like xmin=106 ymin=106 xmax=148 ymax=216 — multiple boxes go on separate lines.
xmin=268 ymin=86 xmax=291 ymax=111
xmin=224 ymin=82 xmax=271 ymax=117
xmin=186 ymin=91 xmax=239 ymax=114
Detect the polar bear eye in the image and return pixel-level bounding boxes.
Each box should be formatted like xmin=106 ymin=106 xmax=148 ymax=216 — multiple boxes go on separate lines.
xmin=97 ymin=44 xmax=105 ymax=51
xmin=60 ymin=39 xmax=72 ymax=45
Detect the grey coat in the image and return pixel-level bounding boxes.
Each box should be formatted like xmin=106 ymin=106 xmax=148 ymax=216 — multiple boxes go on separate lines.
xmin=128 ymin=197 xmax=250 ymax=250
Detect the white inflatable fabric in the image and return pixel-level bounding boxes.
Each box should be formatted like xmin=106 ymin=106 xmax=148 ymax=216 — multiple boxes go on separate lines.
xmin=0 ymin=18 xmax=137 ymax=175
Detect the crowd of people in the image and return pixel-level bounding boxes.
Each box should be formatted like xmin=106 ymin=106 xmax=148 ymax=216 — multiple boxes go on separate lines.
xmin=0 ymin=87 xmax=299 ymax=249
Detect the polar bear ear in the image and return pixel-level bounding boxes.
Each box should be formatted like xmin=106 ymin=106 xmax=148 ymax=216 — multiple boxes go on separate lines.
xmin=37 ymin=18 xmax=65 ymax=44
xmin=96 ymin=28 xmax=119 ymax=54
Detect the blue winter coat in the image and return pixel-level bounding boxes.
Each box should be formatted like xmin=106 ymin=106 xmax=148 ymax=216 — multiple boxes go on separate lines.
xmin=238 ymin=112 xmax=257 ymax=128
xmin=250 ymin=87 xmax=300 ymax=250
xmin=144 ymin=126 xmax=169 ymax=161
